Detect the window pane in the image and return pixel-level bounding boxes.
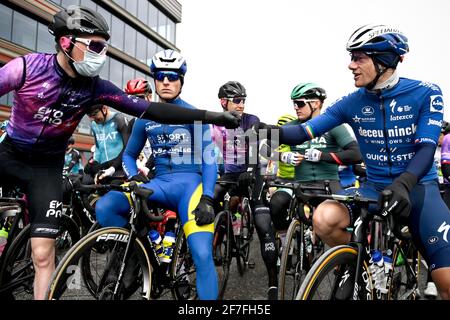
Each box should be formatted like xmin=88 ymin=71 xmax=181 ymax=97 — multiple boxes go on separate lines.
xmin=124 ymin=24 xmax=136 ymax=57
xmin=37 ymin=23 xmax=55 ymax=53
xmin=125 ymin=0 xmax=137 ymax=17
xmin=109 ymin=58 xmax=123 ymax=88
xmin=79 ymin=0 xmax=96 ymax=10
xmin=99 ymin=56 xmax=110 ymax=80
xmin=111 ymin=16 xmax=124 ymax=50
xmin=137 ymin=0 xmax=148 ymax=25
xmin=157 ymin=11 xmax=167 ymax=38
xmin=0 ymin=4 xmax=12 ymax=41
xmin=114 ymin=0 xmax=125 ymax=8
xmin=148 ymin=2 xmax=158 ymax=32
xmin=61 ymin=0 xmax=80 ymax=8
xmin=122 ymin=64 xmax=135 ymax=90
xmin=136 ymin=32 xmax=147 ymax=63
xmin=168 ymin=19 xmax=176 ymax=44
xmin=12 ymin=11 xmax=37 ymax=50
xmin=147 ymin=39 xmax=157 ymax=65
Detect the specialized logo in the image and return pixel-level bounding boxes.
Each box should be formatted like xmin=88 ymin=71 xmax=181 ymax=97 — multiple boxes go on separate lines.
xmin=430 ymin=95 xmax=444 ymax=113
xmin=437 ymin=221 xmax=450 ymax=243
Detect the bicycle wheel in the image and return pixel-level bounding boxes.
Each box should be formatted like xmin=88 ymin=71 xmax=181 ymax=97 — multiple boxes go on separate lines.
xmin=170 ymin=228 xmax=197 ymax=300
xmin=212 ymin=210 xmax=232 ymax=299
xmin=0 ymin=214 xmax=80 ymax=300
xmin=278 ymin=219 xmax=308 ymax=300
xmin=296 ymin=245 xmax=374 ymax=300
xmin=236 ymin=198 xmax=253 ymax=276
xmin=388 ymin=240 xmax=423 ymax=300
xmin=46 ymin=227 xmax=152 ymax=300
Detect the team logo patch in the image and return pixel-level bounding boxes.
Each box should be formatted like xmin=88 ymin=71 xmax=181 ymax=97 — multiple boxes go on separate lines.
xmin=362 ymin=106 xmax=374 ymax=116
xmin=430 ymin=95 xmax=444 ymax=113
xmin=428 ymin=236 xmax=439 ymax=244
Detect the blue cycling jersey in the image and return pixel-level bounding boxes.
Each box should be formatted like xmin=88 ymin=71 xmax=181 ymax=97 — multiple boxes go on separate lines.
xmin=92 ymin=112 xmax=127 ymax=165
xmin=122 ymin=98 xmax=217 ymax=197
xmin=300 ymin=78 xmax=443 ymax=184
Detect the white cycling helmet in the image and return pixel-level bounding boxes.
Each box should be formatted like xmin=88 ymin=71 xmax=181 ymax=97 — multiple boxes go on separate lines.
xmin=149 ymin=49 xmax=187 ymax=76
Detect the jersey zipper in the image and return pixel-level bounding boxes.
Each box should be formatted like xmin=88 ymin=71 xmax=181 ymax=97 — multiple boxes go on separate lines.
xmin=380 ymin=95 xmax=393 ymax=177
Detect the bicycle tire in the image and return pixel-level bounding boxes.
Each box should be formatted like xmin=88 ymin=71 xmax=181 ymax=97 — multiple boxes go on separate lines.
xmin=388 ymin=240 xmax=423 ymax=300
xmin=296 ymin=245 xmax=374 ymax=300
xmin=0 ymin=214 xmax=80 ymax=300
xmin=236 ymin=199 xmax=252 ymax=276
xmin=212 ymin=210 xmax=232 ymax=299
xmin=170 ymin=228 xmax=197 ymax=300
xmin=278 ymin=218 xmax=307 ymax=300
xmin=46 ymin=227 xmax=152 ymax=300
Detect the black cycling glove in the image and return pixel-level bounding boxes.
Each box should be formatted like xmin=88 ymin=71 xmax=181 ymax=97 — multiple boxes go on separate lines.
xmin=205 ymin=110 xmax=241 ymax=129
xmin=128 ymin=173 xmax=149 ymax=184
xmin=193 ymin=195 xmax=215 ymax=226
xmin=381 ymin=172 xmax=417 ymax=224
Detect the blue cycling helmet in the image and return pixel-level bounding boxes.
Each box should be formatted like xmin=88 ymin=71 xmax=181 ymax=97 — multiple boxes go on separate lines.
xmin=346 ymin=24 xmax=409 ymax=69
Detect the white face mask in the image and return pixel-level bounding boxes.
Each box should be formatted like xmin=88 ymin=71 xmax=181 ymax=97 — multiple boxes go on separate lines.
xmin=72 ymin=50 xmax=106 ymax=77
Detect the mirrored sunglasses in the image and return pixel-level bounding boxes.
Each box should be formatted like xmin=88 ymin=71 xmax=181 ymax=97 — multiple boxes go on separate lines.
xmin=155 ymin=71 xmax=182 ymax=82
xmin=74 ymin=37 xmax=108 ymax=55
xmin=227 ymin=97 xmax=246 ymax=105
xmin=293 ymin=100 xmax=317 ymax=108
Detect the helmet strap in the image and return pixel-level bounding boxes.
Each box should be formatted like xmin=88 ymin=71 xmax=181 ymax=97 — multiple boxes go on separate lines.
xmin=365 ymin=58 xmax=387 ymax=90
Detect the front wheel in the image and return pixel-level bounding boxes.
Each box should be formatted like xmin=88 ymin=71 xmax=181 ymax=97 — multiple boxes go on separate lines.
xmin=296 ymin=245 xmax=374 ymax=300
xmin=212 ymin=211 xmax=232 ymax=299
xmin=46 ymin=227 xmax=152 ymax=300
xmin=236 ymin=199 xmax=253 ymax=276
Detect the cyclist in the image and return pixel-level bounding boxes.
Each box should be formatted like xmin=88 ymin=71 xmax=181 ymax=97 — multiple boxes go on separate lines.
xmin=255 ymin=24 xmax=450 ymax=299
xmin=0 ymin=5 xmax=238 ymax=300
xmin=212 ymin=81 xmax=280 ymax=300
xmin=269 ymin=83 xmax=362 ymax=246
xmin=0 ymin=120 xmax=9 ymax=143
xmin=95 ymin=49 xmax=219 ymax=300
xmin=83 ymin=104 xmax=131 ymax=184
xmin=63 ymin=136 xmax=82 ymax=174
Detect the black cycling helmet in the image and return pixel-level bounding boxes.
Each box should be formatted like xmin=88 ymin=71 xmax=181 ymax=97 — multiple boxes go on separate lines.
xmin=86 ymin=104 xmax=104 ymax=116
xmin=218 ymin=81 xmax=247 ymax=99
xmin=48 ymin=5 xmax=110 ymax=41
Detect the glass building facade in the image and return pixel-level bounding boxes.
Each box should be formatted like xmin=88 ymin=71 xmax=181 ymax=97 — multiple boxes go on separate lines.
xmin=0 ymin=0 xmax=181 ymax=152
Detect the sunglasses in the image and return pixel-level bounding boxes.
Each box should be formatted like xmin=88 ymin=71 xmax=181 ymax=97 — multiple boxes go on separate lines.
xmin=154 ymin=71 xmax=182 ymax=82
xmin=227 ymin=97 xmax=246 ymax=105
xmin=74 ymin=37 xmax=108 ymax=55
xmin=293 ymin=100 xmax=317 ymax=108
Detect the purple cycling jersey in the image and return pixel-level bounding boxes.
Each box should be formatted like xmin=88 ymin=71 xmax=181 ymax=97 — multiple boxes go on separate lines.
xmin=212 ymin=112 xmax=259 ymax=173
xmin=0 ymin=53 xmax=149 ymax=155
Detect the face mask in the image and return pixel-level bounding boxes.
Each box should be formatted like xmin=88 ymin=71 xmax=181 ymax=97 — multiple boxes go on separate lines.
xmin=72 ymin=50 xmax=106 ymax=77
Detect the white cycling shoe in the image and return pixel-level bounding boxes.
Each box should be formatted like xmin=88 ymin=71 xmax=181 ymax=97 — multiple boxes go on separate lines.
xmin=424 ymin=282 xmax=438 ymax=299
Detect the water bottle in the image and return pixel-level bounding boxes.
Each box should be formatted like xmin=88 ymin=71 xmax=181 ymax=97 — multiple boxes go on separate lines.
xmin=161 ymin=231 xmax=176 ymax=263
xmin=369 ymin=250 xmax=387 ymax=293
xmin=0 ymin=227 xmax=8 ymax=257
xmin=148 ymin=229 xmax=164 ymax=260
xmin=232 ymin=212 xmax=242 ymax=236
xmin=304 ymin=228 xmax=313 ymax=254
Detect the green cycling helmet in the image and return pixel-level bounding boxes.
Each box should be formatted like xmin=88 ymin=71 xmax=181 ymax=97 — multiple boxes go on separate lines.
xmin=291 ymin=83 xmax=327 ymax=101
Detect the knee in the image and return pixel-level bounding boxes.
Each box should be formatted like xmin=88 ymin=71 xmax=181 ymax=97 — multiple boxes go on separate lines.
xmin=269 ymin=192 xmax=291 ymax=230
xmin=32 ymin=243 xmax=55 ymax=269
xmin=313 ymin=201 xmax=347 ymax=234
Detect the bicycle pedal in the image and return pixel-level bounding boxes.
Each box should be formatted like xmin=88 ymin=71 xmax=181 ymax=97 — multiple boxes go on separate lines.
xmin=247 ymin=258 xmax=256 ymax=269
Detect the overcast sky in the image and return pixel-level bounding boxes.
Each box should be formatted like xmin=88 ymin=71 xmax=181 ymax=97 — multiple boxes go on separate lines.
xmin=176 ymin=0 xmax=450 ymax=123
